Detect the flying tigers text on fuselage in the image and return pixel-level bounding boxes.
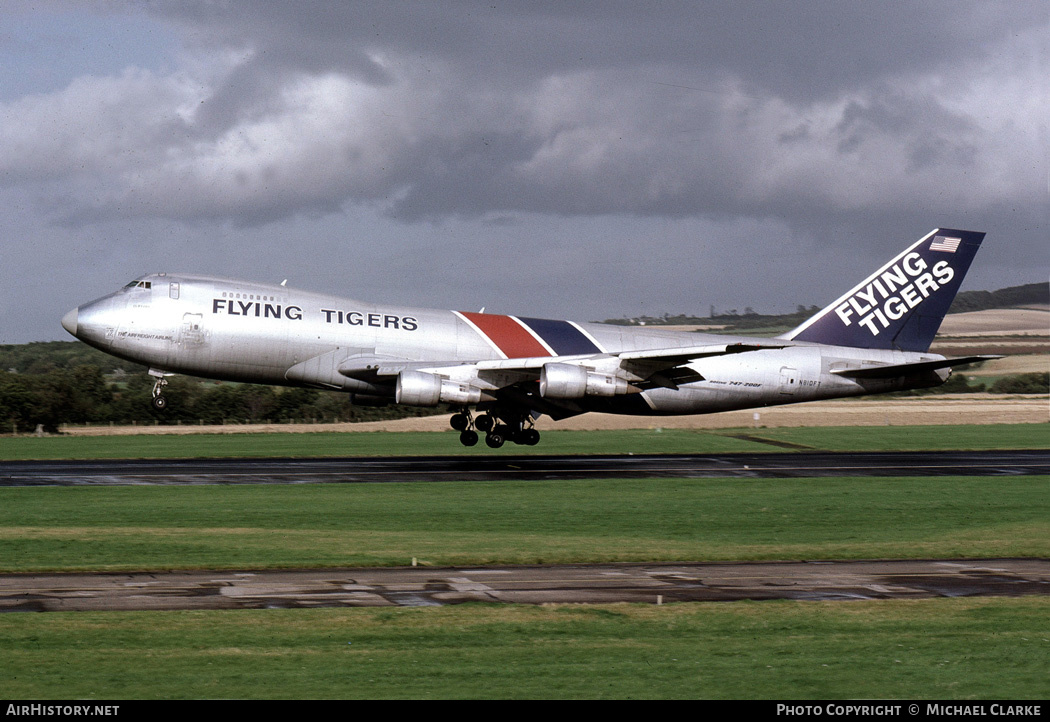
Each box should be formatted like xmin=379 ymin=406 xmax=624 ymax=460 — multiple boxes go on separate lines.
xmin=211 ymin=298 xmax=419 ymax=331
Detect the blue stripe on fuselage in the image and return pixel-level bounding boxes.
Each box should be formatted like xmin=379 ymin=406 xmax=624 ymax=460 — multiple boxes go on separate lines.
xmin=517 ymin=317 xmax=601 ymax=356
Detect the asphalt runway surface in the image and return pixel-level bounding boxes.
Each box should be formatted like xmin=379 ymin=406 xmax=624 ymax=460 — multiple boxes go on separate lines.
xmin=2 ymin=559 xmax=1048 ymax=612
xmin=2 ymin=449 xmax=1049 ymax=486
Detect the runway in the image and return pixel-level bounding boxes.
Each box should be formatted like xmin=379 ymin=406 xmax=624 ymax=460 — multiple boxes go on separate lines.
xmin=2 ymin=449 xmax=1049 ymax=486
xmin=1 ymin=559 xmax=1047 ymax=612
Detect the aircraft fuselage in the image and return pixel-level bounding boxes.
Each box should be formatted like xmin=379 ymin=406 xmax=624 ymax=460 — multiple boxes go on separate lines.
xmin=64 ymin=273 xmax=947 ymax=419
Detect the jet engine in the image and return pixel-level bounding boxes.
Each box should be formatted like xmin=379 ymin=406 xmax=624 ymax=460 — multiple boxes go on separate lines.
xmin=395 ymin=370 xmax=485 ymax=406
xmin=539 ymin=363 xmax=629 ymax=399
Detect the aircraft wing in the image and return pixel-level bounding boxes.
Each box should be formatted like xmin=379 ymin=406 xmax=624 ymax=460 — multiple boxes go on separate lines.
xmin=830 ymin=355 xmax=1003 ymax=379
xmin=338 ymin=343 xmax=785 ymax=389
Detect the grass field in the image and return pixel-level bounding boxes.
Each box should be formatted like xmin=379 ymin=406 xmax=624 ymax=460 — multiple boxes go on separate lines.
xmin=0 ymin=422 xmax=1046 ymax=459
xmin=1 ymin=598 xmax=1047 ymax=699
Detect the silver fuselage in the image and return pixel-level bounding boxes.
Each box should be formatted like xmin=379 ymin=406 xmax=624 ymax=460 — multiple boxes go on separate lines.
xmin=63 ymin=273 xmax=947 ymax=417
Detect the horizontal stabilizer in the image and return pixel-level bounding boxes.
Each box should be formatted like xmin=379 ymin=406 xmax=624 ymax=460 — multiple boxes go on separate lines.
xmin=830 ymin=355 xmax=1003 ymax=379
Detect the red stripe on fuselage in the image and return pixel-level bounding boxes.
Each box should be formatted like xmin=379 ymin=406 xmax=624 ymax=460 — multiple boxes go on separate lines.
xmin=459 ymin=312 xmax=551 ymax=359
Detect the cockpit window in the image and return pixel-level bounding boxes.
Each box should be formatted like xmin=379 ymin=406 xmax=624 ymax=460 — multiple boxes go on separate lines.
xmin=123 ymin=280 xmax=152 ymax=290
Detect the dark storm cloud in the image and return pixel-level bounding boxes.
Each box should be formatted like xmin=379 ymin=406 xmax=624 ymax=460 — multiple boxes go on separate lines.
xmin=2 ymin=1 xmax=1043 ymax=232
xmin=139 ymin=2 xmax=1048 ymax=228
xmin=157 ymin=1 xmax=1042 ymax=100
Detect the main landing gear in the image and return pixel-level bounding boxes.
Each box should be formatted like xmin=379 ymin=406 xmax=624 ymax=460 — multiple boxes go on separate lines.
xmin=449 ymin=408 xmax=540 ymax=448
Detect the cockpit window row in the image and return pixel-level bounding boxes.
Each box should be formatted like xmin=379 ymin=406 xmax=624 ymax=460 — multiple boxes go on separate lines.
xmin=124 ymin=280 xmax=152 ymax=290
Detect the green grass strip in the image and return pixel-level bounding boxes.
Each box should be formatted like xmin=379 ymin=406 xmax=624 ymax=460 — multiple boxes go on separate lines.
xmin=0 ymin=423 xmax=1046 ymax=459
xmin=1 ymin=476 xmax=1046 ymax=572
xmin=0 ymin=598 xmax=1046 ymax=699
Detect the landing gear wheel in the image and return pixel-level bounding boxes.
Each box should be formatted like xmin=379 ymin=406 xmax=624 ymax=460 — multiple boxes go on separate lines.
xmin=459 ymin=430 xmax=478 ymax=446
xmin=150 ymin=374 xmax=170 ymax=411
xmin=522 ymin=428 xmax=540 ymax=446
xmin=450 ymin=413 xmax=469 ymax=431
xmin=475 ymin=414 xmax=495 ymax=432
xmin=485 ymin=431 xmax=505 ymax=449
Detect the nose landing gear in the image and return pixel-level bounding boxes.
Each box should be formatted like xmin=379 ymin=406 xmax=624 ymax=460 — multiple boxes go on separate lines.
xmin=150 ymin=375 xmax=169 ymax=411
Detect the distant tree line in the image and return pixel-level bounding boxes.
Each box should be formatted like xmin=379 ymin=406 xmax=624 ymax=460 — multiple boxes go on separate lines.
xmin=0 ymin=342 xmax=441 ymax=433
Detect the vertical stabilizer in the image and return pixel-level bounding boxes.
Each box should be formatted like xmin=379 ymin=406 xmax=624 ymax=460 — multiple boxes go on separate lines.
xmin=781 ymin=228 xmax=986 ymax=352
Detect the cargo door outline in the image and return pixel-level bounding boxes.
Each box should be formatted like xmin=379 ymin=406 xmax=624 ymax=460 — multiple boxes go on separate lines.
xmin=179 ymin=313 xmax=207 ymax=346
xmin=779 ymin=366 xmax=798 ymax=395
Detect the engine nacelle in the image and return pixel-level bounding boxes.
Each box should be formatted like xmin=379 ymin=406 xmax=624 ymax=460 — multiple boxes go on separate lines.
xmin=396 ymin=370 xmax=441 ymax=406
xmin=395 ymin=370 xmax=484 ymax=406
xmin=539 ymin=363 xmax=629 ymax=399
xmin=540 ymin=363 xmax=587 ymax=398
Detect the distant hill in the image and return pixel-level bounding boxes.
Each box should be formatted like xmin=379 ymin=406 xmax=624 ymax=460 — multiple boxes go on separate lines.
xmin=601 ymin=282 xmax=1049 ymax=331
xmin=946 ymin=282 xmax=1048 ymax=314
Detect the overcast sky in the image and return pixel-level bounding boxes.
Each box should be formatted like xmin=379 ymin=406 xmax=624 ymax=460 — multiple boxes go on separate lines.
xmin=1 ymin=1 xmax=1046 ymax=343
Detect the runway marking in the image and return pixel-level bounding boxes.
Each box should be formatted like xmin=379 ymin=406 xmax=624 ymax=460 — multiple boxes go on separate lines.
xmin=446 ymin=577 xmax=497 ymax=593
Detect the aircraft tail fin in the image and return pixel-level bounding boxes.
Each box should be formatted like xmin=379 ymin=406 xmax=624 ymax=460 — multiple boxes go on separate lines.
xmin=780 ymin=228 xmax=986 ymax=352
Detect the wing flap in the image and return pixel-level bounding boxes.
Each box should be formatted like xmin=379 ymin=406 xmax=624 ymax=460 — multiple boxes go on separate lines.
xmin=616 ymin=343 xmax=786 ymax=383
xmin=615 ymin=342 xmax=785 ymax=365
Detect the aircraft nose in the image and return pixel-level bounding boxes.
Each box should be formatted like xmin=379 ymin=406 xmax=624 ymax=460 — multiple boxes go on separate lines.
xmin=61 ymin=307 xmax=79 ymax=336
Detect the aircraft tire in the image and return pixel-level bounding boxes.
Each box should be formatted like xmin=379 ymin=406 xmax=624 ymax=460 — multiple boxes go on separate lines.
xmin=485 ymin=431 xmax=505 ymax=449
xmin=475 ymin=415 xmax=495 ymax=432
xmin=450 ymin=413 xmax=469 ymax=431
xmin=151 ymin=395 xmax=167 ymax=411
xmin=523 ymin=429 xmax=540 ymax=446
xmin=459 ymin=430 xmax=478 ymax=446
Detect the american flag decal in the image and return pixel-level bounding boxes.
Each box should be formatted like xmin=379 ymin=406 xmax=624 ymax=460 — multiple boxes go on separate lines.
xmin=930 ymin=235 xmax=962 ymax=253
